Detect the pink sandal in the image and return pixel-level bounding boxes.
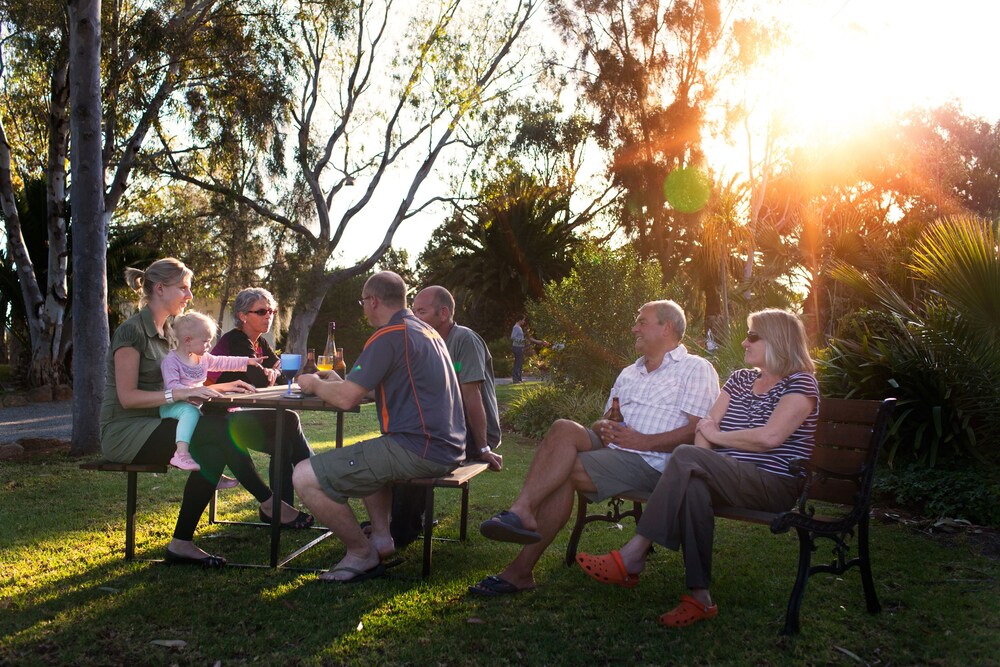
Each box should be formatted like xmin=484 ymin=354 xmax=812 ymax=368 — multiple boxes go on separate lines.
xmin=169 ymin=452 xmax=200 ymax=471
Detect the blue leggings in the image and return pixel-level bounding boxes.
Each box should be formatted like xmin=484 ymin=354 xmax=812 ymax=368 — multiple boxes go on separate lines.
xmin=160 ymin=401 xmax=201 ymax=445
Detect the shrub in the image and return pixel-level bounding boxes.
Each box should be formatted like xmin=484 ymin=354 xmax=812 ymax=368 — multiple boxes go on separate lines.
xmin=821 ymin=218 xmax=1000 ymax=468
xmin=487 ymin=337 xmax=513 ymax=379
xmin=504 ymin=383 xmax=606 ymax=439
xmin=524 ymin=243 xmax=680 ymax=389
xmin=875 ymin=463 xmax=1000 ymax=526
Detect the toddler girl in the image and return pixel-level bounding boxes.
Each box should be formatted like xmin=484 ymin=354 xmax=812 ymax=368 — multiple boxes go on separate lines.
xmin=161 ymin=312 xmax=263 ymax=471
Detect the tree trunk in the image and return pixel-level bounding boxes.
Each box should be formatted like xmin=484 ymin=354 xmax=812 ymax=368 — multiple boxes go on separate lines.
xmin=0 ymin=27 xmax=70 ymax=389
xmin=67 ymin=0 xmax=107 ymax=455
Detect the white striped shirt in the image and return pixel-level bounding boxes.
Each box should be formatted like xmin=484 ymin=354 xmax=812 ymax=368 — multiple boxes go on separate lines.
xmin=713 ymin=369 xmax=820 ymax=478
xmin=606 ymin=345 xmax=720 ymax=472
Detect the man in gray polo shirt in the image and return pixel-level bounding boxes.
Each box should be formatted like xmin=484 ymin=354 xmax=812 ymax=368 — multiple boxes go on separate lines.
xmin=295 ymin=271 xmax=466 ymax=583
xmin=412 ymin=285 xmax=503 ymax=470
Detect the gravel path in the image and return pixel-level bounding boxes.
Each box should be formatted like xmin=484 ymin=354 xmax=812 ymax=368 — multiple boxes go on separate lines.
xmin=0 ymin=400 xmax=73 ymax=443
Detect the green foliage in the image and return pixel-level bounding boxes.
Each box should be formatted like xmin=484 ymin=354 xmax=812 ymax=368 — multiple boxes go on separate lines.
xmin=703 ymin=315 xmax=753 ymax=381
xmin=503 ymin=383 xmax=605 ymax=438
xmin=875 ymin=464 xmax=1000 ymax=526
xmin=418 ymin=170 xmax=582 ymax=340
xmin=525 ymin=243 xmax=676 ymax=389
xmin=486 ymin=337 xmax=513 ymax=379
xmin=820 ymin=217 xmax=1000 ymax=473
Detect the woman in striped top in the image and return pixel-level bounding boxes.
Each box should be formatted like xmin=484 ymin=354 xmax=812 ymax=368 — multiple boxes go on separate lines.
xmin=576 ymin=309 xmax=819 ymax=628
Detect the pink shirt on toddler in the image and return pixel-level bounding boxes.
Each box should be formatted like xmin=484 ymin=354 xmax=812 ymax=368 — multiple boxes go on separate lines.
xmin=161 ymin=352 xmax=250 ymax=403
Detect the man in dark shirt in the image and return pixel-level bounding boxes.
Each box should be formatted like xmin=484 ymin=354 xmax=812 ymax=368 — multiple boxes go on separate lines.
xmin=294 ymin=271 xmax=466 ymax=582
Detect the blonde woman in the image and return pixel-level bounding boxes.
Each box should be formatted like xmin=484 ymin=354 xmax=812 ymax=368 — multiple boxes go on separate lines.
xmin=575 ymin=309 xmax=819 ymax=627
xmin=101 ymin=258 xmax=310 ymax=567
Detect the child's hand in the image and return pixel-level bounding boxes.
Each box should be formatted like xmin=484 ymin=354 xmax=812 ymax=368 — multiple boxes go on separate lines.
xmin=248 ymin=356 xmax=265 ymax=368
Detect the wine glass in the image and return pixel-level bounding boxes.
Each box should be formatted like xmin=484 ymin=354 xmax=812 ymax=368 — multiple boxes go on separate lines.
xmin=279 ymin=353 xmax=302 ymax=396
xmin=316 ymin=355 xmax=333 ymax=372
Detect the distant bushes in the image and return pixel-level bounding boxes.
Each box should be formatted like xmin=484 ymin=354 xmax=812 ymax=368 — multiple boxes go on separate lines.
xmin=503 ymin=384 xmax=606 ymax=439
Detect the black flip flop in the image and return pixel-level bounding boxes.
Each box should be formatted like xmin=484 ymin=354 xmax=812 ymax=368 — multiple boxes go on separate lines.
xmin=164 ymin=548 xmax=227 ymax=569
xmin=319 ymin=562 xmax=387 ymax=584
xmin=468 ymin=574 xmax=532 ymax=597
xmin=479 ymin=511 xmax=542 ymax=544
xmin=258 ymin=507 xmax=315 ymax=529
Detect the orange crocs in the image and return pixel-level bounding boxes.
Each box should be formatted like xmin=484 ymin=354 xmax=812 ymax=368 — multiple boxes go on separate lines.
xmin=575 ymin=550 xmax=640 ymax=588
xmin=658 ymin=594 xmax=718 ymax=627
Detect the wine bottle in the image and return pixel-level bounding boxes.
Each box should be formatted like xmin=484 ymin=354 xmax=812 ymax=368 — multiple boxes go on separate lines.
xmin=324 ymin=322 xmax=336 ymax=359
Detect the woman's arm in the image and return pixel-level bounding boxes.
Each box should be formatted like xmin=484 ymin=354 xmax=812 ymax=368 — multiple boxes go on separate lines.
xmin=697 ymin=392 xmax=816 ymax=452
xmin=115 ymin=347 xmax=219 ymax=409
xmin=694 ymin=392 xmax=731 ymax=448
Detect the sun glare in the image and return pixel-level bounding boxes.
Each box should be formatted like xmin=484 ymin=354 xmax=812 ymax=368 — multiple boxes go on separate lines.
xmin=756 ymin=2 xmax=1000 ymax=143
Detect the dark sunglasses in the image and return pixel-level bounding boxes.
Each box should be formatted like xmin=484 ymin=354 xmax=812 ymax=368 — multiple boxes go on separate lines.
xmin=745 ymin=331 xmax=762 ymax=343
xmin=247 ymin=308 xmax=277 ymax=316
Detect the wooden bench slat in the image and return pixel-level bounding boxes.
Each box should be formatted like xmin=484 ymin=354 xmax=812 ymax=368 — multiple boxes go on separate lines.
xmin=810 ymin=446 xmax=869 ymax=473
xmin=401 ymin=462 xmax=490 ymax=487
xmin=80 ymin=460 xmax=169 ymax=473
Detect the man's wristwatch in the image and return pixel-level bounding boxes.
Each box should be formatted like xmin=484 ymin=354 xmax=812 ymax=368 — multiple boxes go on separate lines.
xmin=164 ymin=389 xmax=174 ymax=405
xmin=479 ymin=446 xmax=491 ymax=455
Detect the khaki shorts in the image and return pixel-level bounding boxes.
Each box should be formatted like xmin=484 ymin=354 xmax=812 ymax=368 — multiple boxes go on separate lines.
xmin=310 ymin=435 xmax=455 ymax=504
xmin=579 ymin=429 xmax=662 ymax=502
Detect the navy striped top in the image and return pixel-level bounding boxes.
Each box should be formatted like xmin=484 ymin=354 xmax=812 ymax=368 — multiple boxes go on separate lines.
xmin=713 ymin=369 xmax=819 ymax=478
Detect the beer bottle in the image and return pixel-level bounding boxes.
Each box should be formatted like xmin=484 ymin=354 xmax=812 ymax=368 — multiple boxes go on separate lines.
xmin=334 ymin=347 xmax=347 ymax=375
xmin=301 ymin=348 xmax=318 ymax=375
xmin=603 ymin=397 xmax=625 ymax=423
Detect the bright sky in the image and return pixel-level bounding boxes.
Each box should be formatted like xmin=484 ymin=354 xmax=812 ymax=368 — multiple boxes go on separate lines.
xmin=339 ymin=0 xmax=1000 ymax=265
xmin=761 ymin=0 xmax=1000 ymax=137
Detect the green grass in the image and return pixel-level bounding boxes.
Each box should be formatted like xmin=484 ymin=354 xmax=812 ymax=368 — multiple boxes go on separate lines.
xmin=2 ymin=383 xmax=999 ymax=665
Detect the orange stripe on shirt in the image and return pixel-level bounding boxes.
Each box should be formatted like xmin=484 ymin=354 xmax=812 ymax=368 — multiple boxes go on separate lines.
xmin=363 ymin=324 xmax=406 ymax=351
xmin=401 ymin=327 xmax=434 ymax=457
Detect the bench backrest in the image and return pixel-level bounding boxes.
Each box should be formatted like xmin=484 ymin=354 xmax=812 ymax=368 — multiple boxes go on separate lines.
xmin=808 ymin=398 xmax=895 ymax=506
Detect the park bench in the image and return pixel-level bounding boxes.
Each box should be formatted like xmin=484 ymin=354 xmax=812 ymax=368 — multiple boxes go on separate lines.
xmin=78 ymin=460 xmax=170 ymax=562
xmin=79 ymin=458 xmax=490 ymax=577
xmin=564 ymin=397 xmax=896 ymax=635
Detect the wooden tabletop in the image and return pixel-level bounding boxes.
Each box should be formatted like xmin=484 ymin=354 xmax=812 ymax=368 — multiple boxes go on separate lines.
xmin=206 ymin=385 xmax=353 ymax=412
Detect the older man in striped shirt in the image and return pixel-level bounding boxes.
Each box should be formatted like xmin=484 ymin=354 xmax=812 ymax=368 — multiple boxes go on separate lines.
xmin=470 ymin=300 xmax=720 ymax=596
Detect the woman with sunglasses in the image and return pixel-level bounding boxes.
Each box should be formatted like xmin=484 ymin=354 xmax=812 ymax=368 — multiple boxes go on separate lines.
xmin=210 ymin=288 xmax=282 ymax=388
xmin=575 ymin=309 xmax=819 ymax=628
xmin=208 ymin=287 xmax=315 ymax=529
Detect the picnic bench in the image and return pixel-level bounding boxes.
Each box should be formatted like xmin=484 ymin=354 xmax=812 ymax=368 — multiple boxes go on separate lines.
xmin=79 ymin=458 xmax=490 ymax=577
xmin=564 ymin=397 xmax=896 ymax=634
xmin=393 ymin=461 xmax=490 ymax=578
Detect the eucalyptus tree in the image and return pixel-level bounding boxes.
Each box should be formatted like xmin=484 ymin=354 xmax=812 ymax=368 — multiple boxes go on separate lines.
xmin=154 ymin=0 xmax=541 ymax=352
xmin=547 ymin=0 xmax=752 ymax=283
xmin=67 ymin=0 xmax=106 ymax=452
xmin=1 ymin=0 xmax=290 ymax=453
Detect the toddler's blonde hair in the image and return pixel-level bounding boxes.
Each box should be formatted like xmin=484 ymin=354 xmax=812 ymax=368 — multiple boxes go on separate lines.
xmin=170 ymin=311 xmax=218 ymax=349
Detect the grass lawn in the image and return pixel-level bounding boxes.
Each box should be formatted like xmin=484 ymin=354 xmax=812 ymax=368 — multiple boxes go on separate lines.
xmin=2 ymin=382 xmax=998 ymax=665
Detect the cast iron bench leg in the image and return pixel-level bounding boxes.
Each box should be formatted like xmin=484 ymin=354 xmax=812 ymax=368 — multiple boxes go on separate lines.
xmin=783 ymin=527 xmax=813 ymax=635
xmin=858 ymin=513 xmax=882 ymax=613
